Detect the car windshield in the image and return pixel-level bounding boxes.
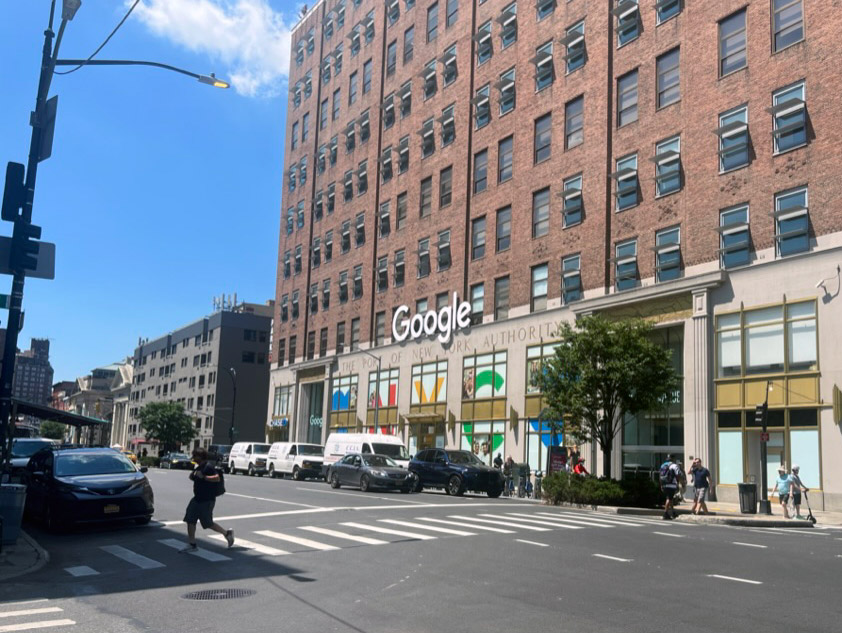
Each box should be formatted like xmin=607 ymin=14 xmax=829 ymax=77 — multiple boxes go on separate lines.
xmin=364 ymin=455 xmax=398 ymax=468
xmin=55 ymin=453 xmax=137 ymax=476
xmin=299 ymin=445 xmax=324 ymax=456
xmin=371 ymin=443 xmax=408 ymax=460
xmin=446 ymin=450 xmax=484 ymax=465
xmin=169 ymin=453 xmax=190 ymax=460
xmin=253 ymin=444 xmax=271 ymax=455
xmin=11 ymin=440 xmax=52 ymax=458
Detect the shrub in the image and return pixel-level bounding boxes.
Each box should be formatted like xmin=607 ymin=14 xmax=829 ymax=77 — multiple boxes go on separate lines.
xmin=139 ymin=456 xmax=160 ymax=468
xmin=542 ymin=471 xmax=660 ymax=508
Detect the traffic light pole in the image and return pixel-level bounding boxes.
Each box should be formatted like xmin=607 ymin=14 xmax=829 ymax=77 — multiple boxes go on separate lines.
xmin=758 ymin=380 xmax=772 ymax=515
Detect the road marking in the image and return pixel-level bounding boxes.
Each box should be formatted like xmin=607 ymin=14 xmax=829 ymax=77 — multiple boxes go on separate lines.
xmin=0 ymin=620 xmax=76 ymax=632
xmin=733 ymin=542 xmax=768 ymax=549
xmin=226 ymin=493 xmax=322 ymax=508
xmin=505 ymin=513 xmax=606 ymax=528
xmin=0 ymin=609 xmax=64 ymax=619
xmin=158 ymin=539 xmax=231 ymax=561
xmin=160 ymin=507 xmax=335 ymax=525
xmin=535 ymin=512 xmax=642 ymax=527
xmin=0 ymin=601 xmax=49 ymax=608
xmin=652 ymin=531 xmax=684 ymax=538
xmin=64 ymin=566 xmax=99 ymax=577
xmin=479 ymin=514 xmax=577 ymax=529
xmin=101 ymin=545 xmax=165 ymax=570
xmin=379 ymin=519 xmax=475 ymax=536
xmin=707 ymin=574 xmax=762 ymax=585
xmin=340 ymin=522 xmax=437 ymax=540
xmin=593 ymin=554 xmax=633 ymax=563
xmin=208 ymin=535 xmax=289 ymax=556
xmin=515 ymin=539 xmax=550 ymax=548
xmin=254 ymin=530 xmax=340 ymax=551
xmin=299 ymin=526 xmax=388 ymax=545
xmin=417 ymin=517 xmax=515 ymax=534
xmin=297 ymin=487 xmax=429 ymax=504
xmin=449 ymin=515 xmax=550 ymax=531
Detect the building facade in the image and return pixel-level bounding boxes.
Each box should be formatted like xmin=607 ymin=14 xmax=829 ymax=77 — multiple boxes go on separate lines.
xmin=12 ymin=338 xmax=54 ymax=407
xmin=270 ymin=0 xmax=842 ymax=508
xmin=127 ymin=302 xmax=273 ymax=454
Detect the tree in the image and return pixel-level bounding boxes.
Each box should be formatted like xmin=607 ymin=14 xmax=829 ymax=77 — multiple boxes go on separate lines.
xmin=538 ymin=315 xmax=680 ymax=479
xmin=40 ymin=420 xmax=67 ymax=440
xmin=138 ymin=402 xmax=197 ymax=454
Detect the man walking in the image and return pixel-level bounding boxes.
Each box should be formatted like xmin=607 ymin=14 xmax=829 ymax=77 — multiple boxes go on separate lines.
xmin=688 ymin=458 xmax=712 ymax=515
xmin=181 ymin=447 xmax=234 ymax=552
xmin=659 ymin=454 xmax=682 ymax=520
xmin=790 ymin=464 xmax=809 ymax=519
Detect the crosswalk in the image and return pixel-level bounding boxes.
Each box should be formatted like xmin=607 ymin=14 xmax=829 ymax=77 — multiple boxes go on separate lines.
xmin=0 ymin=600 xmax=75 ymax=633
xmin=58 ymin=510 xmax=683 ymax=578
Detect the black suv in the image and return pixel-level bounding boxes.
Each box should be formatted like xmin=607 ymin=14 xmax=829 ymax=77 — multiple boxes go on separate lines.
xmin=409 ymin=449 xmax=504 ymax=497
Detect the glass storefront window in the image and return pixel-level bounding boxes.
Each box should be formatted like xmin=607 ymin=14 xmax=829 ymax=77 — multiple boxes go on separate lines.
xmin=331 ymin=375 xmax=358 ymax=411
xmin=461 ymin=421 xmax=505 ymax=467
xmin=526 ymin=343 xmax=559 ymax=394
xmin=787 ymin=302 xmax=817 ymax=371
xmin=745 ymin=306 xmax=784 ymax=375
xmin=411 ymin=361 xmax=447 ymax=404
xmin=368 ymin=368 xmax=399 ymax=407
xmin=717 ymin=432 xmax=743 ymax=485
xmin=716 ymin=313 xmax=741 ymax=377
xmin=526 ymin=419 xmax=562 ymax=472
xmin=462 ymin=352 xmax=507 ymax=399
xmin=273 ymin=386 xmax=291 ymax=417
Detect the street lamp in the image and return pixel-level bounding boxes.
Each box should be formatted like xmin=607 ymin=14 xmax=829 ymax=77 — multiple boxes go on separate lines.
xmin=54 ymin=59 xmax=230 ymax=89
xmin=358 ymin=350 xmax=382 ymax=433
xmin=225 ymin=368 xmax=237 ymax=445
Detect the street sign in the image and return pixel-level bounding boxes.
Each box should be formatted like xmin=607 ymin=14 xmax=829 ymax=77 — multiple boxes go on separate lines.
xmin=38 ymin=96 xmax=58 ymax=162
xmin=760 ymin=432 xmax=770 ymax=442
xmin=0 ymin=236 xmax=55 ymax=280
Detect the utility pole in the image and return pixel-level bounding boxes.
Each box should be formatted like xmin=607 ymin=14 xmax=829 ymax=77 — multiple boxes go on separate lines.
xmin=757 ymin=380 xmax=772 ymax=515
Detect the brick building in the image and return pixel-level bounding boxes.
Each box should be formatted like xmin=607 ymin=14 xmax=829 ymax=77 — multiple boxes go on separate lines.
xmin=271 ymin=0 xmax=842 ymax=508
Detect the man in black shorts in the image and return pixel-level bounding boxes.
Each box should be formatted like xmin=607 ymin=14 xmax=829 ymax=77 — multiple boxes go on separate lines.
xmin=181 ymin=447 xmax=234 ymax=552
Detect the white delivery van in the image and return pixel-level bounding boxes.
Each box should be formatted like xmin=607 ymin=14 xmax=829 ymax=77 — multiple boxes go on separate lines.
xmin=322 ymin=432 xmax=410 ymax=476
xmin=266 ymin=442 xmax=324 ymax=480
xmin=228 ymin=441 xmax=272 ymax=476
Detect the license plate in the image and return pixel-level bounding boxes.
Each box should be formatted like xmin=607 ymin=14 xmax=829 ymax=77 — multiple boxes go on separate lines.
xmin=104 ymin=504 xmax=120 ymax=514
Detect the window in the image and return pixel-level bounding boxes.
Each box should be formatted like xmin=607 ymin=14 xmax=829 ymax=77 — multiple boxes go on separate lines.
xmin=615 ymin=240 xmax=638 ymax=291
xmin=473 ymin=85 xmax=491 ymax=130
xmin=494 ymin=276 xmax=510 ymax=320
xmin=334 ymin=43 xmax=343 ymax=74
xmin=473 ymin=149 xmax=488 ymax=193
xmin=719 ymin=10 xmax=746 ymax=76
xmin=498 ymin=136 xmax=513 ymax=182
xmin=439 ymin=166 xmax=453 ymax=207
xmin=302 ymin=112 xmax=310 ymax=140
xmin=775 ymin=187 xmax=809 ymax=257
xmin=427 ymin=3 xmax=439 ymax=42
xmin=288 ymin=335 xmax=297 ymax=365
xmin=283 ymin=251 xmax=291 ymax=278
xmin=379 ymin=201 xmax=391 ymax=237
xmin=655 ymin=227 xmax=681 ymax=282
xmin=400 ymin=81 xmax=412 ymax=118
xmin=562 ymin=174 xmax=583 ymax=227
xmin=345 ymin=123 xmax=356 ymax=154
xmin=421 ymin=117 xmax=435 ymax=157
xmin=394 ymin=249 xmax=406 ymax=286
xmin=292 ymin=290 xmax=300 ymax=319
xmin=296 ymin=201 xmax=305 ymax=228
xmin=532 ymin=188 xmax=550 ymax=238
xmin=536 ymin=0 xmax=555 ymax=21
xmin=773 ymin=0 xmax=804 ymax=52
xmin=615 ymin=0 xmax=640 ymax=46
xmin=531 ymin=264 xmax=548 ymax=312
xmin=281 ymin=295 xmax=289 ymax=321
xmin=277 ymin=339 xmax=286 ymax=367
xmin=533 ymin=41 xmax=554 ymax=91
xmin=353 ymin=265 xmax=363 ymax=299
xmin=362 ymin=59 xmax=372 ymax=93
xmin=312 ymin=237 xmax=321 ymax=267
xmin=437 ymin=230 xmax=452 ymax=270
xmin=436 ymin=292 xmax=449 ymax=311
xmin=770 ymin=82 xmax=807 ymax=153
xmin=418 ymin=238 xmax=431 ymax=277
xmin=440 ymin=104 xmax=455 ymax=145
xmin=617 ymin=70 xmax=638 ymax=127
xmin=562 ymin=255 xmax=582 ymax=303
xmin=476 ymin=21 xmax=492 ymax=65
xmin=329 ymin=138 xmax=338 ymax=166
xmin=294 ymin=244 xmax=302 ymax=274
xmin=291 ymin=121 xmax=299 ymax=149
xmin=717 ymin=106 xmax=749 ymax=172
xmin=534 ymin=113 xmax=552 ymax=163
xmin=396 ymin=192 xmax=408 ymax=229
xmin=404 ymin=26 xmax=414 ymax=63
xmin=317 ymin=147 xmax=326 ymax=175
xmin=388 ymin=0 xmax=400 ymax=25
xmin=469 ymin=284 xmax=484 ymax=325
xmin=719 ymin=205 xmax=750 ymax=269
xmin=364 ymin=10 xmax=375 ymax=42
xmin=310 ymin=284 xmax=319 ymax=314
xmin=387 ymin=40 xmax=397 ymax=76
xmin=336 ymin=322 xmax=346 ymax=354
xmin=471 ymin=216 xmax=486 ymax=260
xmin=374 ymin=312 xmax=386 ymax=347
xmin=500 ymin=3 xmax=517 ymax=48
xmin=378 ymin=256 xmax=389 ymax=292
xmin=562 ymin=21 xmax=585 ymax=74
xmin=332 ymin=375 xmax=358 ymax=411
xmin=382 ymin=94 xmax=395 ymax=130
xmin=381 ymin=147 xmax=393 ymax=183
xmin=411 ymin=361 xmax=448 ymax=404
xmin=359 ymin=111 xmax=370 ymax=143
xmin=613 ymin=154 xmax=639 ymax=210
xmin=332 ymin=89 xmax=341 ymax=120
xmin=498 ymin=68 xmax=516 ymax=114
xmin=357 ymin=160 xmax=368 ymax=195
xmin=657 ymin=48 xmax=680 ymax=108
xmin=355 ymin=212 xmax=365 ymax=246
xmin=349 ymin=71 xmax=358 ymax=104
xmin=446 ymin=0 xmax=458 ymax=27
xmin=350 ymin=26 xmax=361 ymax=56
xmin=339 ymin=270 xmax=349 ymax=303
xmin=654 ymin=136 xmax=681 ymax=196
xmin=325 ymin=230 xmax=334 ymax=261
xmin=369 ymin=368 xmax=399 ymax=408
xmin=656 ymin=0 xmax=681 ymax=24
xmin=341 ymin=220 xmax=351 ymax=253
xmin=496 ymin=206 xmax=511 ymax=251
xmin=320 ymin=328 xmax=328 ymax=358
xmin=398 ymin=136 xmax=410 ymax=173
xmin=288 ymin=165 xmax=296 ymax=193
xmin=322 ymin=279 xmax=331 ymax=310
xmin=420 ymin=177 xmax=433 ymax=216
xmin=565 ymin=97 xmax=584 ymax=149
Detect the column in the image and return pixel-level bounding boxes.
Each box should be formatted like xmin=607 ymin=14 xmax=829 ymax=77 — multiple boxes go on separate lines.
xmin=692 ymin=289 xmax=712 ymax=467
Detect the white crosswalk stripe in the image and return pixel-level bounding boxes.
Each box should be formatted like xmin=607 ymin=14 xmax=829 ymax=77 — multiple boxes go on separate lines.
xmin=0 ymin=609 xmax=64 ymax=620
xmin=416 ymin=517 xmax=515 ymax=534
xmin=64 ymin=566 xmax=99 ymax=577
xmin=255 ymin=530 xmax=340 ymax=551
xmin=0 ymin=602 xmax=75 ymax=633
xmin=378 ymin=519 xmax=476 ymax=536
xmin=0 ymin=621 xmax=76 ymax=633
xmin=478 ymin=514 xmax=583 ymax=530
xmin=534 ymin=512 xmax=643 ymax=527
xmin=158 ymin=539 xmax=232 ymax=561
xmin=340 ymin=522 xmax=437 ymax=540
xmin=299 ymin=526 xmax=388 ymax=545
xmin=208 ymin=535 xmax=290 ymax=556
xmin=448 ymin=515 xmax=551 ymax=531
xmin=100 ymin=545 xmax=165 ymax=570
xmin=501 ymin=513 xmax=604 ymax=529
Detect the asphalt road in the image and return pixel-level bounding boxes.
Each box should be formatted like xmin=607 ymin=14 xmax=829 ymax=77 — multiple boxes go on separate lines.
xmin=2 ymin=468 xmax=841 ymax=633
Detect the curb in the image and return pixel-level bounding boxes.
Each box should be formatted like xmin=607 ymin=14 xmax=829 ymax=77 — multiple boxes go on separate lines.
xmin=676 ymin=515 xmax=814 ymax=528
xmin=0 ymin=531 xmax=50 ymax=582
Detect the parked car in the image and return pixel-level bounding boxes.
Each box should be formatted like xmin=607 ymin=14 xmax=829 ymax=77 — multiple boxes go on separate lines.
xmin=159 ymin=452 xmax=192 ymax=470
xmin=409 ymin=449 xmax=504 ymax=497
xmin=208 ymin=444 xmax=232 ymax=471
xmin=267 ymin=442 xmax=324 ymax=480
xmin=228 ymin=442 xmax=271 ymax=476
xmin=24 ymin=446 xmax=154 ymax=531
xmin=10 ymin=438 xmax=57 ymax=475
xmin=322 ymin=432 xmax=410 ymax=477
xmin=326 ymin=453 xmax=417 ymax=493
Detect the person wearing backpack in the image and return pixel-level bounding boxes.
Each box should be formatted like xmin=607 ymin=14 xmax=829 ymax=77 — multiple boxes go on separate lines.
xmin=181 ymin=447 xmax=234 ymax=552
xmin=659 ymin=454 xmax=682 ymax=520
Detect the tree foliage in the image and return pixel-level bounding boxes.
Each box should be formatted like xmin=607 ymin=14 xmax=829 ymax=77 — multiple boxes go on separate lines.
xmin=538 ymin=315 xmax=680 ymax=477
xmin=40 ymin=420 xmax=67 ymax=440
xmin=138 ymin=401 xmax=196 ymax=453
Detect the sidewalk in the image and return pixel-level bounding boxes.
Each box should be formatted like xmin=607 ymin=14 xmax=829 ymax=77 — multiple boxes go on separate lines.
xmin=0 ymin=531 xmax=49 ymax=582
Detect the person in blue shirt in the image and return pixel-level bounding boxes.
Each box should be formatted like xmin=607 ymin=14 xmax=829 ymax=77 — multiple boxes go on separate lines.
xmin=688 ymin=458 xmax=712 ymax=515
xmin=771 ymin=466 xmax=793 ymax=519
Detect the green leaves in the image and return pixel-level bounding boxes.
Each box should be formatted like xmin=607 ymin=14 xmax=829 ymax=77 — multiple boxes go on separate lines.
xmin=138 ymin=401 xmax=197 ymax=453
xmin=40 ymin=420 xmax=67 ymax=440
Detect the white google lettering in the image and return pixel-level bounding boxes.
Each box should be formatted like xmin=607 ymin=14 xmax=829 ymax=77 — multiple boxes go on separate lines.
xmin=391 ymin=292 xmax=472 ymax=344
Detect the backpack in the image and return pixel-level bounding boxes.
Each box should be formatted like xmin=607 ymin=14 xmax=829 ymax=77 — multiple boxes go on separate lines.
xmin=659 ymin=462 xmax=676 ymax=487
xmin=214 ymin=467 xmax=226 ymax=497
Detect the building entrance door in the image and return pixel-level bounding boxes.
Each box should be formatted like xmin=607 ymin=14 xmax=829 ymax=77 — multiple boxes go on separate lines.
xmin=302 ymin=382 xmax=325 ymax=445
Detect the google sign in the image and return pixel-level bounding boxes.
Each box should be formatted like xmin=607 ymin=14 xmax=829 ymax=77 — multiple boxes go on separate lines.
xmin=392 ymin=292 xmax=472 ymax=344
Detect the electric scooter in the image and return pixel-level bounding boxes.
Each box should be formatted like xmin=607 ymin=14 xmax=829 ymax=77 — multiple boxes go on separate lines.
xmin=803 ymin=490 xmax=817 ymax=524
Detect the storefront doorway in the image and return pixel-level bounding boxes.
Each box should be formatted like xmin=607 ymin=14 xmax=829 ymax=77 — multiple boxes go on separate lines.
xmin=301 ymin=382 xmax=325 ymax=445
xmin=408 ymin=422 xmax=446 ymax=455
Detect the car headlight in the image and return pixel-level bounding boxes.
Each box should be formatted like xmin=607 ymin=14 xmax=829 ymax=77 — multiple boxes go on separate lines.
xmin=370 ymin=469 xmax=387 ymax=477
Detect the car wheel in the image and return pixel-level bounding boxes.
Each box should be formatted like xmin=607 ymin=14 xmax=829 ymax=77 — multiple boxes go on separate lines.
xmin=447 ymin=475 xmax=464 ymax=497
xmin=360 ymin=474 xmax=371 ymax=492
xmin=292 ymin=467 xmax=301 ymax=481
xmin=487 ymin=487 xmax=503 ymax=499
xmin=229 ymin=462 xmax=237 ymax=475
xmin=269 ymin=465 xmax=276 ymax=479
xmin=413 ymin=478 xmax=423 ymax=493
xmin=248 ymin=464 xmax=256 ymax=477
xmin=135 ymin=516 xmax=152 ymax=525
xmin=330 ymin=471 xmax=341 ymax=489
xmin=400 ymin=487 xmax=410 ymax=494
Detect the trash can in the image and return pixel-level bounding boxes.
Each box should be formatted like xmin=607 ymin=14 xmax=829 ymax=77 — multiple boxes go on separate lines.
xmin=0 ymin=484 xmax=27 ymax=546
xmin=737 ymin=482 xmax=757 ymax=514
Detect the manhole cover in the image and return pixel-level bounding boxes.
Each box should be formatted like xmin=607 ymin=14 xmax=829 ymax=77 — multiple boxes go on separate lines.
xmin=181 ymin=588 xmax=256 ymax=601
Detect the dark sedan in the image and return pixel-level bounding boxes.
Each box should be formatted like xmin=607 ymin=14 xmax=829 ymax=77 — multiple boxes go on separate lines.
xmin=327 ymin=453 xmax=417 ymax=493
xmin=409 ymin=449 xmax=504 ymax=497
xmin=25 ymin=447 xmax=154 ymax=531
xmin=159 ymin=452 xmax=193 ymax=469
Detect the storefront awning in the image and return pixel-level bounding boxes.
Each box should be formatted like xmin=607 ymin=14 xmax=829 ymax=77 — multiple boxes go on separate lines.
xmin=401 ymin=412 xmax=444 ymax=424
xmin=12 ymin=398 xmax=111 ymax=428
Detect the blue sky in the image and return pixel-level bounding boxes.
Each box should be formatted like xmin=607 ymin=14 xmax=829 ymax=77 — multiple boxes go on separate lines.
xmin=0 ymin=1 xmax=299 ymax=382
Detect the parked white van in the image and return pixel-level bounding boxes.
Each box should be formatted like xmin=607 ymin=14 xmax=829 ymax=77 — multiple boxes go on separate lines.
xmin=322 ymin=433 xmax=410 ymax=475
xmin=228 ymin=441 xmax=271 ymax=476
xmin=266 ymin=442 xmax=324 ymax=480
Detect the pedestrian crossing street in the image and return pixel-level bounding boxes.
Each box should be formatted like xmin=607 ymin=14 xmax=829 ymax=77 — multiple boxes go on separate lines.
xmin=0 ymin=599 xmax=75 ymax=633
xmin=61 ymin=510 xmax=681 ymax=578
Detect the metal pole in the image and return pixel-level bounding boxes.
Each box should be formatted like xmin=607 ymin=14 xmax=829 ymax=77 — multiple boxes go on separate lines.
xmin=758 ymin=380 xmax=772 ymax=515
xmin=226 ymin=368 xmax=237 ymax=444
xmin=373 ymin=356 xmax=381 ymax=433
